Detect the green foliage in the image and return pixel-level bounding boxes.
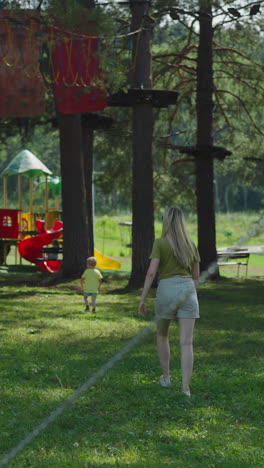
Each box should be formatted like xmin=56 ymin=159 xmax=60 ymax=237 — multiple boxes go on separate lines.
xmin=1 ymin=1 xmax=264 ymax=214
xmin=212 ymin=20 xmax=264 ymax=211
xmin=93 ymin=107 xmax=132 ymax=213
xmin=45 ymin=0 xmax=99 ymax=33
xmin=150 ymin=5 xmax=264 ymax=214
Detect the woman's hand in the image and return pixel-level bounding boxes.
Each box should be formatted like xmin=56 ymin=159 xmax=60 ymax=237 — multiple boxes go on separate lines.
xmin=138 ymin=258 xmax=159 ymax=319
xmin=138 ymin=301 xmax=147 ymax=318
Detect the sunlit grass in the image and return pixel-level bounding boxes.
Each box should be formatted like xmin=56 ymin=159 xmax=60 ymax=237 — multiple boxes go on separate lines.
xmin=0 ymin=276 xmax=264 ymax=467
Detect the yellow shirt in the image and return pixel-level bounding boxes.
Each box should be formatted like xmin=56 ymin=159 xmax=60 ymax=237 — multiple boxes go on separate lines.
xmin=82 ymin=268 xmax=103 ymax=293
xmin=150 ymin=237 xmax=200 ymax=279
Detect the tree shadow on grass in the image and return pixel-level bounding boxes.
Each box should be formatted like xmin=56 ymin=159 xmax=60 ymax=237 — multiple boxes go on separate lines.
xmin=2 ymin=344 xmax=263 ymax=467
xmin=0 ymin=290 xmax=48 ymax=300
xmin=0 ymin=288 xmax=78 ymax=300
xmin=1 ymin=278 xmax=264 ymax=466
xmin=1 ymin=327 xmax=263 ymax=467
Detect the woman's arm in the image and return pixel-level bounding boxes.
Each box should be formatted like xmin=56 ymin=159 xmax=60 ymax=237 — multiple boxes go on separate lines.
xmin=138 ymin=258 xmax=160 ymax=317
xmin=192 ymin=262 xmax=200 ymax=281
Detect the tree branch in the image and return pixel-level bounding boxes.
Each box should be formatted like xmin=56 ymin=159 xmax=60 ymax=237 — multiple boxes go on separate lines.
xmin=37 ymin=0 xmax=45 ymax=11
xmin=215 ymin=88 xmax=264 ymax=137
xmin=213 ymin=67 xmax=264 ymax=94
xmin=213 ymin=45 xmax=263 ymax=69
xmin=154 ymin=60 xmax=196 ymax=77
xmin=153 ymin=52 xmax=197 ymax=63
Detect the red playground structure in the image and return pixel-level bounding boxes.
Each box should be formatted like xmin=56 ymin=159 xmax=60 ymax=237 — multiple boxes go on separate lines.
xmin=0 ymin=210 xmax=63 ymax=273
xmin=0 ymin=209 xmax=19 ymax=239
xmin=18 ymin=219 xmax=63 ymax=273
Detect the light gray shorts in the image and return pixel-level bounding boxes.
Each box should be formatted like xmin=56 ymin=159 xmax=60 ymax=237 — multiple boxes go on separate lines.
xmin=155 ymin=275 xmax=199 ymax=321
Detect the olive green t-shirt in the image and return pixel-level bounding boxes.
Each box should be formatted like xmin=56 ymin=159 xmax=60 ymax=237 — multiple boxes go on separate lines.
xmin=150 ymin=237 xmax=200 ymax=279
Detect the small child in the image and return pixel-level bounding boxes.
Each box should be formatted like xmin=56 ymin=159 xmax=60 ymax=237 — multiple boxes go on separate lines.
xmin=81 ymin=256 xmax=103 ymax=313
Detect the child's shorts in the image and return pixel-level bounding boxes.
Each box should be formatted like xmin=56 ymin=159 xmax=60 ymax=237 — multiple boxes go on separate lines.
xmin=83 ymin=293 xmax=98 ymax=297
xmin=155 ymin=275 xmax=199 ymax=321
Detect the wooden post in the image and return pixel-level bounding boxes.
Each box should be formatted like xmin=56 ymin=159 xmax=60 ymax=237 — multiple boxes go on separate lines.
xmin=18 ymin=174 xmax=22 ymax=263
xmin=45 ymin=175 xmax=49 ymax=217
xmin=18 ymin=175 xmax=22 ymax=212
xmin=18 ymin=174 xmax=22 ymax=232
xmin=29 ymin=177 xmax=33 ymax=230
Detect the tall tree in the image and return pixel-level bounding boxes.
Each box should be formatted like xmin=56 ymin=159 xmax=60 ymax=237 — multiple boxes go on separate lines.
xmin=151 ymin=0 xmax=263 ymax=273
xmin=57 ymin=0 xmax=96 ymax=278
xmin=195 ymin=0 xmax=218 ymax=274
xmin=59 ymin=114 xmax=88 ymax=278
xmin=129 ymin=0 xmax=155 ymax=287
xmin=79 ymin=0 xmax=98 ymax=261
xmin=81 ymin=116 xmax=94 ymax=258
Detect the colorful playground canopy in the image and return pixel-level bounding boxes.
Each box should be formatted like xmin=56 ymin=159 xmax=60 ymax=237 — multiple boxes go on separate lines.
xmin=1 ymin=150 xmax=52 ymax=178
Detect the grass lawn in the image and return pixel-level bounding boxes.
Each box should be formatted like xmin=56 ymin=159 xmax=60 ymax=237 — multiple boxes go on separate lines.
xmin=0 ymin=271 xmax=264 ymax=467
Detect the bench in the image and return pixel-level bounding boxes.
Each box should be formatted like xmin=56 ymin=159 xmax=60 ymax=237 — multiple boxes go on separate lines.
xmin=217 ymin=251 xmax=250 ymax=277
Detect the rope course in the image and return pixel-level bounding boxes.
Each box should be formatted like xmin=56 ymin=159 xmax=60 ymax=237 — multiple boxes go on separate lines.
xmin=0 ymin=10 xmax=45 ymax=117
xmin=0 ymin=9 xmax=144 ymax=116
xmin=0 ymin=213 xmax=263 ymax=467
xmin=0 ymin=13 xmax=143 ymax=80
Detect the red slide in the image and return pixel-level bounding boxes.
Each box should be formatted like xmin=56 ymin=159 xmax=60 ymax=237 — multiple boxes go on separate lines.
xmin=18 ymin=219 xmax=63 ymax=273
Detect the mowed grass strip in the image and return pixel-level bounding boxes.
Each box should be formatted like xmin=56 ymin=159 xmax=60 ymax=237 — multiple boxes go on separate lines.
xmin=0 ymin=277 xmax=264 ymax=467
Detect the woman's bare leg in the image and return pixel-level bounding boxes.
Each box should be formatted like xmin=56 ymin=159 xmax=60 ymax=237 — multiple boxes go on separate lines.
xmin=179 ymin=318 xmax=195 ymax=393
xmin=157 ymin=319 xmax=171 ymax=378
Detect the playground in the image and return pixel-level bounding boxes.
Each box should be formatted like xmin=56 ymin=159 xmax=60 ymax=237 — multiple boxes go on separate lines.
xmin=0 ymin=149 xmax=122 ymax=273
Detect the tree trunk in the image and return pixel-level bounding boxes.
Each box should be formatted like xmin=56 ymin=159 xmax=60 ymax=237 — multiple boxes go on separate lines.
xmin=129 ymin=0 xmax=154 ymax=287
xmin=82 ymin=118 xmax=94 ymax=256
xmin=130 ymin=104 xmax=154 ymax=287
xmin=196 ymin=0 xmax=219 ymax=276
xmin=80 ymin=0 xmax=96 ymax=259
xmin=56 ymin=0 xmax=94 ymax=279
xmin=59 ymin=114 xmax=89 ymax=278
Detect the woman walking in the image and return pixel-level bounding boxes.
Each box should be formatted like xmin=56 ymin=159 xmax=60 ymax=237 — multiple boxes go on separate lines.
xmin=138 ymin=207 xmax=200 ymax=396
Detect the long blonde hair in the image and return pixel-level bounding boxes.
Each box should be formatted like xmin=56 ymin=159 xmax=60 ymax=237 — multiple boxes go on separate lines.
xmin=162 ymin=206 xmax=195 ymax=269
